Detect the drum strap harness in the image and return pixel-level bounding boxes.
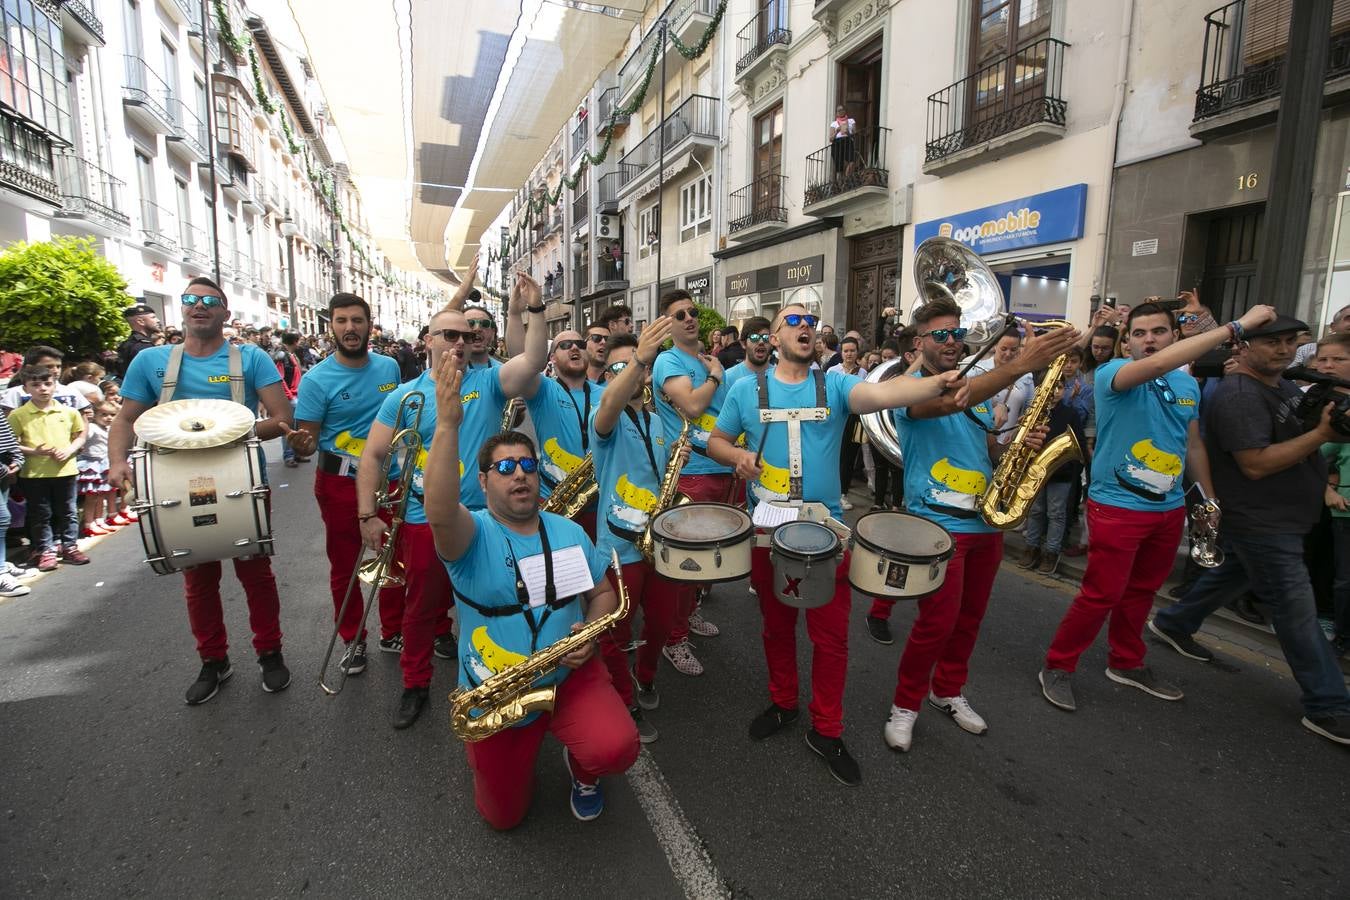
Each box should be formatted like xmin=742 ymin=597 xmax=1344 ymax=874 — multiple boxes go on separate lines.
xmin=158 ymin=344 xmax=245 ymax=406
xmin=755 ymin=369 xmax=828 ymax=504
xmin=453 ymin=518 xmax=577 ymax=653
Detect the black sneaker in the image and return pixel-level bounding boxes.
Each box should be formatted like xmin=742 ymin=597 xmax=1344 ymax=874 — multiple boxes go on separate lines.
xmin=378 ymin=633 xmax=404 ymax=654
xmin=749 ymin=703 xmax=799 ymax=741
xmin=433 ymin=634 xmax=456 ymax=660
xmin=804 ymin=729 xmax=862 ymax=786
xmin=630 ymin=706 xmax=659 ymax=744
xmin=634 ymin=671 xmax=660 ymax=711
xmin=1301 ymin=714 xmax=1350 ymax=746
xmin=393 ymin=687 xmax=429 ymax=730
xmin=258 ymin=651 xmax=291 ymax=693
xmin=865 ymin=616 xmax=893 ymax=645
xmin=185 ymin=657 xmax=232 ymax=705
xmin=1105 ymin=665 xmax=1182 ymax=701
xmin=340 ymin=641 xmax=368 ymax=675
xmin=1148 ymin=619 xmax=1214 ymax=662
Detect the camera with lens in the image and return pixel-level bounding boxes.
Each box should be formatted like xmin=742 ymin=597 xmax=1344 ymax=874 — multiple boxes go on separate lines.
xmin=1287 ymin=366 xmax=1350 ymax=438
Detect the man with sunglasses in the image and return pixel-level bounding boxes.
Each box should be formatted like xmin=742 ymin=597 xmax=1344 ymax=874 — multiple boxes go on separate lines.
xmin=108 ymin=277 xmax=297 ymax=705
xmin=360 ymin=276 xmax=550 ymax=728
xmin=723 ymin=316 xmax=773 ymax=389
xmin=1148 ymin=315 xmax=1350 ymax=745
xmin=708 ymin=304 xmax=965 ymax=785
xmin=422 ymin=360 xmax=638 ymax=829
xmin=1038 ymin=300 xmax=1275 ymax=714
xmin=584 ymin=323 xmax=611 ymax=384
xmin=651 ymin=290 xmax=729 ymax=675
xmin=526 ymin=330 xmax=606 ymax=538
xmin=597 ymin=305 xmax=634 ymax=338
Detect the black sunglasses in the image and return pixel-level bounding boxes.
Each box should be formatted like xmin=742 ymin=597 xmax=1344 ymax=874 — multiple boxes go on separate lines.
xmin=181 ymin=293 xmax=225 ymax=308
xmin=782 ymin=313 xmax=818 ymax=329
xmin=489 ymin=456 xmax=538 ymax=476
xmin=555 ymin=339 xmax=584 ymax=351
xmin=919 ymin=327 xmax=969 ymax=344
xmin=429 ymin=328 xmax=468 ymax=343
xmin=587 ymin=333 xmax=609 ymax=343
xmin=672 ymin=308 xmax=700 ymax=322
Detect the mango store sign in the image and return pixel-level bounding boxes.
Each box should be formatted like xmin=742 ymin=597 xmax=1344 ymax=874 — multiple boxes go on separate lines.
xmin=913 ymin=184 xmax=1088 ymax=254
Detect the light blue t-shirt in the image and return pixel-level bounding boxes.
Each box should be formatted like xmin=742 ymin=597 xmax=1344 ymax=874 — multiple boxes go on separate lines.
xmin=724 ymin=361 xmax=773 ymax=390
xmin=590 ymin=405 xmax=669 ymax=565
xmin=894 ymin=372 xmax=998 ymax=535
xmin=444 ymin=509 xmax=608 ymax=716
xmin=374 ymin=370 xmax=438 ymax=524
xmin=294 ymin=353 xmax=401 ymax=460
xmin=653 ymin=345 xmax=731 ymax=476
xmin=715 ymin=368 xmax=862 ymax=519
xmin=1089 ymin=358 xmax=1200 ymax=511
xmin=525 ymin=377 xmax=605 ymax=498
xmin=121 ymin=342 xmax=280 ymax=409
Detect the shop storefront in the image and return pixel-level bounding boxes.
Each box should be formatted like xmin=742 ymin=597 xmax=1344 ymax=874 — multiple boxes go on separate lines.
xmin=912 ymin=183 xmax=1089 ymax=323
xmin=714 ymin=223 xmax=848 ymax=329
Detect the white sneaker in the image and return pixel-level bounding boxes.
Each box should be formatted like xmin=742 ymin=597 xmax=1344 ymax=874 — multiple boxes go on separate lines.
xmin=0 ymin=573 xmax=31 ymax=598
xmin=928 ymin=692 xmax=988 ymax=735
xmin=883 ymin=705 xmax=918 ymax=751
xmin=840 ymin=495 xmax=854 ymax=511
xmin=661 ymin=640 xmax=704 ymax=676
xmin=687 ymin=610 xmax=719 ymax=637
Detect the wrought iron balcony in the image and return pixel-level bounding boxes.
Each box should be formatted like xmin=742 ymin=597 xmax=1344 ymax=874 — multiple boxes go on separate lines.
xmin=596 ymin=87 xmax=630 ymax=135
xmin=54 ymin=152 xmax=130 ymax=230
xmin=617 ymin=94 xmax=719 ymax=194
xmin=173 ymin=0 xmax=204 ymax=36
xmin=572 ymin=262 xmax=590 ymax=297
xmin=571 ymin=114 xmax=589 ymax=160
xmin=728 ymin=173 xmax=787 ymax=239
xmin=597 ymin=171 xmax=621 ymax=214
xmin=1193 ymin=0 xmax=1350 ymax=128
xmin=735 ymin=2 xmax=791 ymax=78
xmin=804 ymin=126 xmax=889 ymax=214
xmin=572 ymin=190 xmax=590 ymax=224
xmin=0 ymin=112 xmax=60 ymax=206
xmin=924 ymin=37 xmax=1068 ymax=170
xmin=122 ymin=56 xmax=178 ymax=134
xmin=596 ymin=251 xmax=626 ymax=291
xmin=140 ymin=199 xmax=178 ymax=254
xmin=178 ymin=222 xmax=212 ymax=269
xmin=167 ymin=101 xmax=209 ymax=163
xmin=617 ymin=0 xmax=718 ymax=102
xmin=57 ymin=0 xmax=105 ymax=45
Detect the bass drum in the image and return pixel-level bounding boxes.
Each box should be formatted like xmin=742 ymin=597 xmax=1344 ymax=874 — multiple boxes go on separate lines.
xmin=769 ymin=520 xmax=842 ymax=609
xmin=649 ymin=502 xmax=753 ymax=583
xmin=848 ymin=510 xmax=954 ymax=599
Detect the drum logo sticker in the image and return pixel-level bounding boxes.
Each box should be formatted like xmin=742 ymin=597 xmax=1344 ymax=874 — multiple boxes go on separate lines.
xmin=192 ymin=514 xmax=218 ymax=527
xmin=188 ymin=476 xmax=218 ymax=507
xmin=884 ymin=562 xmax=910 ymax=590
xmin=679 ymin=557 xmax=703 ymax=572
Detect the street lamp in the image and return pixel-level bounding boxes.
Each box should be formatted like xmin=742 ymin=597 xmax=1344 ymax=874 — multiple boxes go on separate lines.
xmin=280 ymin=216 xmax=299 ymax=330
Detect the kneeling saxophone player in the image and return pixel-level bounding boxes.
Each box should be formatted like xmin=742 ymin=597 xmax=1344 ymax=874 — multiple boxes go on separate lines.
xmin=423 ymin=357 xmax=638 ymax=830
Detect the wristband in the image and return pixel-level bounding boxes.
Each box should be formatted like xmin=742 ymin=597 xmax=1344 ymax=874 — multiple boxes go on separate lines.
xmin=708 ymin=374 xmax=721 ymax=387
xmin=525 ymin=304 xmax=546 ymax=314
xmin=358 ymin=513 xmax=379 ymax=523
xmin=1226 ymin=320 xmax=1245 ymax=342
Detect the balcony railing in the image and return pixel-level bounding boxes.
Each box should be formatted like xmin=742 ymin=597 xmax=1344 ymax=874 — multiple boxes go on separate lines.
xmin=571 ymin=115 xmax=589 ymax=160
xmin=736 ymin=2 xmax=791 ymax=75
xmin=169 ymin=101 xmax=209 ymax=159
xmin=572 ymin=190 xmax=590 ymax=224
xmin=728 ymin=173 xmax=787 ymax=234
xmin=596 ymin=253 xmax=625 ymax=287
xmin=173 ymin=0 xmax=203 ymax=35
xmin=140 ymin=199 xmax=178 ymax=252
xmin=0 ymin=113 xmax=60 ymax=205
xmin=122 ymin=55 xmax=177 ymax=131
xmin=618 ymin=94 xmax=719 ymax=189
xmin=1194 ymin=0 xmax=1350 ymax=122
xmin=804 ymin=126 xmax=890 ymax=207
xmin=59 ymin=0 xmax=105 ymax=43
xmin=925 ymin=37 xmax=1068 ymax=163
xmin=596 ymin=86 xmax=629 ymax=133
xmin=597 ymin=171 xmax=621 ymax=213
xmin=179 ymin=222 xmax=211 ymax=268
xmin=616 ymin=0 xmax=718 ymax=99
xmin=55 ymin=153 xmax=130 ymax=229
xmin=573 ymin=263 xmax=590 ymax=295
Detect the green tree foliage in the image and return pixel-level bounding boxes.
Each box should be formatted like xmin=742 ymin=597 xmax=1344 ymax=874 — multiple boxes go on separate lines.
xmin=0 ymin=237 xmax=132 ymax=358
xmin=697 ymin=304 xmax=726 ymax=351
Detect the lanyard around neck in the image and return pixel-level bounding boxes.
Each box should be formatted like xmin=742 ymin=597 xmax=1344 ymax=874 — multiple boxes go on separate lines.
xmin=623 ymin=406 xmax=661 ymax=481
xmin=559 ymin=377 xmax=592 ymax=452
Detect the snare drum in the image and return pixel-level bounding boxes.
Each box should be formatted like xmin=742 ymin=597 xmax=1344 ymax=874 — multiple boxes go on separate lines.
xmin=848 ymin=510 xmax=954 ymax=599
xmin=649 ymin=502 xmax=753 ymax=583
xmin=769 ymin=520 xmax=842 ymax=609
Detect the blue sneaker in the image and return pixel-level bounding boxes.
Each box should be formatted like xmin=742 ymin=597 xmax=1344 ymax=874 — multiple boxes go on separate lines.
xmin=562 ymin=747 xmax=604 ymax=821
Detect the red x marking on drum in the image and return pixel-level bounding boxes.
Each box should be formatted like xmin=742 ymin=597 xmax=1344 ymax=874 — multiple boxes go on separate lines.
xmin=782 ymin=575 xmax=802 ymax=597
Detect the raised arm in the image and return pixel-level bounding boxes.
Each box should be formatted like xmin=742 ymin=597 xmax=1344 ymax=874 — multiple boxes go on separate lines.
xmin=445 ymin=251 xmax=480 ymax=312
xmin=498 ymin=274 xmax=548 ymax=399
xmin=1110 ymin=304 xmax=1275 ymax=392
xmin=906 ymin=323 xmax=1079 ymax=420
xmin=594 ymin=317 xmax=672 ymax=438
xmin=424 ymin=358 xmax=476 ymax=561
xmin=848 ymin=368 xmax=965 ymax=414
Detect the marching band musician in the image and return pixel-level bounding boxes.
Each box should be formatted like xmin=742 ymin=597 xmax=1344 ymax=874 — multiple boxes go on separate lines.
xmin=108 ymin=277 xmax=297 ymax=705
xmin=652 ymin=290 xmax=731 ymax=675
xmin=591 ymin=324 xmax=686 ymax=744
xmin=525 ymin=329 xmax=605 ymax=538
xmin=1037 ymin=301 xmax=1275 ymax=714
xmin=424 ymin=361 xmax=638 ymax=829
xmin=708 ymin=303 xmax=963 ymax=786
xmin=584 ymin=322 xmax=611 ymax=384
xmin=285 ymin=294 xmax=406 ymax=663
xmin=723 ymin=316 xmax=773 ymax=389
xmin=360 ymin=278 xmax=550 ymax=729
xmin=883 ymin=300 xmax=1075 ymax=753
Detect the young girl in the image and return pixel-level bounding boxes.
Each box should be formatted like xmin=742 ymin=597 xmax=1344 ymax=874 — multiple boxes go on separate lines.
xmin=77 ymin=402 xmax=118 ymax=536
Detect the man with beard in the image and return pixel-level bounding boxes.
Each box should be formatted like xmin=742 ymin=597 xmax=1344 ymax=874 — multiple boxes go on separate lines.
xmin=116 ymin=303 xmax=162 ymax=378
xmin=708 ymin=304 xmax=965 ymax=785
xmin=597 ymin=305 xmax=633 ymax=338
xmin=108 ymin=278 xmax=297 ymax=704
xmin=585 ymin=322 xmax=611 ymax=384
xmin=723 ymin=316 xmax=773 ymax=389
xmin=526 ymin=329 xmax=605 ymax=538
xmin=358 ymin=277 xmax=549 ymax=729
xmin=881 ymin=299 xmax=1074 ymax=754
xmin=286 ymin=294 xmax=406 ymax=663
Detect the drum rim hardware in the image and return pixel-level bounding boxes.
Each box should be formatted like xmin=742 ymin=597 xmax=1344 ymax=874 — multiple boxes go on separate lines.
xmin=651 ymin=502 xmax=753 ymax=550
xmin=852 ymin=510 xmax=956 ymax=564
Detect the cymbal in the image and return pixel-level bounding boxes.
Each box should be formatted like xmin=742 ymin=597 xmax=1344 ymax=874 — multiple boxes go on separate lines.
xmin=134 ymin=399 xmax=255 ymax=449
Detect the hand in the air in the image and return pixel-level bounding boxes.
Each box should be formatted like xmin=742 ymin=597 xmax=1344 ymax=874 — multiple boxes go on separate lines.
xmin=1018 ymin=319 xmax=1080 ymax=371
xmin=434 ymin=354 xmax=465 ymax=428
xmin=514 ymin=273 xmax=542 ymax=311
xmin=1236 ymin=304 xmax=1277 ymax=333
xmin=637 ymin=317 xmax=674 ymax=366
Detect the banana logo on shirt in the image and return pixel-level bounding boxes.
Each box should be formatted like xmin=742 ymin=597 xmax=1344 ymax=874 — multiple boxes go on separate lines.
xmin=334 ymin=430 xmax=366 ymax=459
xmin=750 ymin=459 xmax=792 ymax=504
xmin=466 ymin=625 xmax=526 ymax=684
xmin=611 ymin=474 xmax=658 ymax=529
xmin=543 ymin=437 xmax=584 ymax=485
xmin=690 ymin=412 xmax=718 ymax=446
xmin=1115 ymin=438 xmax=1181 ymax=501
xmin=924 ymin=458 xmax=987 ymax=518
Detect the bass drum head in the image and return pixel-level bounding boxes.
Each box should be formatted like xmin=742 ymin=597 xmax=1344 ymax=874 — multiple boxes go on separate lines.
xmin=854 ymin=511 xmax=954 ymax=563
xmin=134 ymin=398 xmax=255 ymax=450
xmin=770 ymin=520 xmax=840 ymax=561
xmin=651 ymin=502 xmax=753 ymax=548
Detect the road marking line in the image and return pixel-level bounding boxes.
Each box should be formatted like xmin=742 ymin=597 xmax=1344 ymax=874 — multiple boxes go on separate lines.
xmin=626 ymin=749 xmax=730 ymax=900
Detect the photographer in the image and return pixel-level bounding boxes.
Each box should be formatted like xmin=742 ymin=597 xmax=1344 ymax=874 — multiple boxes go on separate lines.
xmin=1150 ymin=315 xmax=1350 ymax=746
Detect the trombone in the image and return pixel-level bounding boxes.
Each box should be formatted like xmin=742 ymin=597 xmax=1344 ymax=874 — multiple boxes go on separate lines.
xmin=318 ymin=390 xmax=425 ymax=695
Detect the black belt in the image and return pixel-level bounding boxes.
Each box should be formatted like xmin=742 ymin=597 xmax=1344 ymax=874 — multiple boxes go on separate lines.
xmin=318 ymin=450 xmax=357 ymax=476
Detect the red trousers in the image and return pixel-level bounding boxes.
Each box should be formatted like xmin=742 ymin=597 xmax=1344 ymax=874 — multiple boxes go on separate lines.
xmin=667 ymin=473 xmax=735 ymax=645
xmin=869 ymin=597 xmax=897 ymax=620
xmin=183 ymin=555 xmax=282 ymax=660
xmin=749 ymin=545 xmax=851 ymax=738
xmin=599 ymin=559 xmax=682 ymax=706
xmin=575 ymin=509 xmax=597 ymax=543
xmin=893 ymin=532 xmax=1003 ymax=710
xmin=313 ymin=470 xmax=404 ymax=642
xmin=463 ymin=656 xmax=640 ymax=830
xmin=1045 ymin=501 xmax=1185 ymax=673
xmin=398 ymin=522 xmax=454 ymax=689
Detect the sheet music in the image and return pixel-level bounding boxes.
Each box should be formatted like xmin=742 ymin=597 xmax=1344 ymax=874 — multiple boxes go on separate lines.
xmin=752 ymin=503 xmax=800 ymax=528
xmin=517 ymin=545 xmax=596 ymax=608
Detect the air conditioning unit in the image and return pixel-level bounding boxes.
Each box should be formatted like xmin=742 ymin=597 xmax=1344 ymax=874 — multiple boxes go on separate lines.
xmin=598 ymin=215 xmax=612 ymax=238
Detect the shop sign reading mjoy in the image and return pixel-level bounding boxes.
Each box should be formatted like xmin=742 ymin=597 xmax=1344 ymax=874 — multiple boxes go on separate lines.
xmin=726 ymin=255 xmax=824 ymax=296
xmin=913 ymin=184 xmax=1088 ymax=254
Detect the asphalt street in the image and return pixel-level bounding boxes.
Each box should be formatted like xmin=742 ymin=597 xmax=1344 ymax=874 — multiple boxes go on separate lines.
xmin=2 ymin=441 xmax=1347 ymax=899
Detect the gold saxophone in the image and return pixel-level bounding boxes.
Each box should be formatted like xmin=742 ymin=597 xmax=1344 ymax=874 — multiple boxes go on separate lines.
xmin=637 ymin=417 xmax=691 ymax=565
xmin=540 ymin=453 xmax=598 ymax=518
xmin=448 ymin=549 xmax=630 ymax=742
xmin=980 ymin=325 xmax=1084 ymax=530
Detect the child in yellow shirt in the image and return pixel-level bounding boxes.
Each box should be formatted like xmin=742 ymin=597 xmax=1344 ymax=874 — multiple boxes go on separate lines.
xmin=8 ymin=366 xmax=86 ymax=570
